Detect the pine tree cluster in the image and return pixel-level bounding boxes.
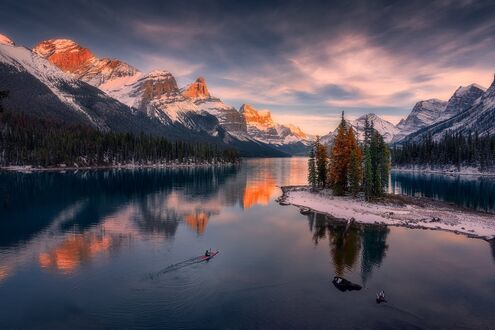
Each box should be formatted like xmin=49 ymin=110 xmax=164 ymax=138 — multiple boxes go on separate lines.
xmin=0 ymin=111 xmax=240 ymax=167
xmin=307 ymin=113 xmax=390 ymax=200
xmin=392 ymin=133 xmax=495 ymax=171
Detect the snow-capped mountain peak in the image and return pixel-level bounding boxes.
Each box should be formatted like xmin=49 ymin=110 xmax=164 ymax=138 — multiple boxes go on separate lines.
xmin=286 ymin=124 xmax=308 ymax=139
xmin=239 ymin=104 xmax=275 ymax=130
xmin=0 ymin=33 xmax=15 ymax=46
xmin=321 ymin=113 xmax=398 ymax=145
xmin=181 ymin=77 xmax=249 ymax=138
xmin=33 ymin=39 xmax=140 ymax=89
xmin=238 ymin=104 xmax=311 ymax=149
xmin=392 ymin=98 xmax=447 ymax=142
xmin=401 ymin=75 xmax=495 ymax=143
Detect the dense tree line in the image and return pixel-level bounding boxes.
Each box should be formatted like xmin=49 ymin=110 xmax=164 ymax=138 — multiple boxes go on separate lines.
xmin=0 ymin=111 xmax=240 ymax=167
xmin=308 ymin=113 xmax=390 ymax=200
xmin=392 ymin=133 xmax=495 ymax=171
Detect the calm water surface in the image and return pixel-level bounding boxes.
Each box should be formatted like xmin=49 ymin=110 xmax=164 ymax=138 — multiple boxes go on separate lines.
xmin=391 ymin=171 xmax=495 ymax=213
xmin=0 ymin=158 xmax=494 ymax=329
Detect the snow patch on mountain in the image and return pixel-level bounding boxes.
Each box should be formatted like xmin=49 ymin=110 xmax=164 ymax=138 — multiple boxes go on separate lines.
xmin=239 ymin=104 xmax=310 ymax=146
xmin=392 ymin=99 xmax=447 ymax=142
xmin=182 ymin=77 xmax=249 ymax=139
xmin=403 ymin=76 xmax=495 ymax=142
xmin=0 ymin=33 xmax=15 ymax=46
xmin=34 ymin=39 xmax=141 ymax=91
xmin=0 ymin=43 xmax=99 ymax=126
xmin=321 ymin=113 xmax=398 ymax=145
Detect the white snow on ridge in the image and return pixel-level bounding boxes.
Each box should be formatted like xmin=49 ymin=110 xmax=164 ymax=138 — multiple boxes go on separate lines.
xmin=0 ymin=33 xmax=14 ymax=46
xmin=0 ymin=43 xmax=100 ymax=127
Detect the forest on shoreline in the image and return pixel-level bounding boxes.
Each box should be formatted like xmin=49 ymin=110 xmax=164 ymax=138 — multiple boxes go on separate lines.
xmin=0 ymin=110 xmax=240 ymax=168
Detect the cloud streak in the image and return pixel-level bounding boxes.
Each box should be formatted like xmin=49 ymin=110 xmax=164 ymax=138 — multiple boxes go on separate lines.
xmin=1 ymin=0 xmax=494 ymax=134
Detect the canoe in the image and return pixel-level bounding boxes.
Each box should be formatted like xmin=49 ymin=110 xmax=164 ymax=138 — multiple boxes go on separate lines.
xmin=200 ymin=250 xmax=219 ymax=261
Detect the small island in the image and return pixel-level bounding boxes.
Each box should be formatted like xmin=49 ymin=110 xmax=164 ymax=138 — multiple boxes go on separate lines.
xmin=279 ymin=113 xmax=495 ymax=241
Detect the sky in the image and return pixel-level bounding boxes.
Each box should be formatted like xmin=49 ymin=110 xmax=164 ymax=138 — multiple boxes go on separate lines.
xmin=1 ymin=0 xmax=495 ymax=135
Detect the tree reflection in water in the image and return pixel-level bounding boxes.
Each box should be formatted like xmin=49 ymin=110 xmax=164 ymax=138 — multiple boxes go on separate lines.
xmin=308 ymin=212 xmax=389 ymax=282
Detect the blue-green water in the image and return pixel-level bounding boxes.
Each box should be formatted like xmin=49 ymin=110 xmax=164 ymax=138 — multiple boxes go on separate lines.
xmin=0 ymin=159 xmax=494 ymax=329
xmin=391 ymin=171 xmax=495 ymax=213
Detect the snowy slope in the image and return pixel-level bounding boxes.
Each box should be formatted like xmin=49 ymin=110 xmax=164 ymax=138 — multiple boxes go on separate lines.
xmin=0 ymin=41 xmax=170 ymax=135
xmin=402 ymin=76 xmax=495 ymax=143
xmin=182 ymin=77 xmax=249 ymax=139
xmin=0 ymin=33 xmax=15 ymax=46
xmin=239 ymin=104 xmax=311 ymax=146
xmin=321 ymin=113 xmax=399 ymax=145
xmin=439 ymin=84 xmax=485 ymax=121
xmin=392 ymin=99 xmax=447 ymax=142
xmin=33 ymin=39 xmax=141 ymax=90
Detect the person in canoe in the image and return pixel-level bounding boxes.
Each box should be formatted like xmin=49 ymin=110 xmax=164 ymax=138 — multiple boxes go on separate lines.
xmin=205 ymin=250 xmax=210 ymax=257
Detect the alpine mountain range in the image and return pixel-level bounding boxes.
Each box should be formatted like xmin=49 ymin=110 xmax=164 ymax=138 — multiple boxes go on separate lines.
xmin=1 ymin=32 xmax=495 ymax=155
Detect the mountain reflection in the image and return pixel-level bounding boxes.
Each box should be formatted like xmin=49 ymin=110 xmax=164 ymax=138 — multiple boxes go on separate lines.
xmin=38 ymin=232 xmax=126 ymax=273
xmin=0 ymin=159 xmax=308 ymax=280
xmin=243 ymin=176 xmax=277 ymax=209
xmin=308 ymin=213 xmax=389 ymax=282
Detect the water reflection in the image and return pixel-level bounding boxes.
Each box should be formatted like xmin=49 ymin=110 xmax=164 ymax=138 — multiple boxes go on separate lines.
xmin=38 ymin=232 xmax=127 ymax=273
xmin=490 ymin=240 xmax=495 ymax=263
xmin=308 ymin=213 xmax=389 ymax=283
xmin=0 ymin=159 xmax=307 ymax=280
xmin=391 ymin=171 xmax=495 ymax=213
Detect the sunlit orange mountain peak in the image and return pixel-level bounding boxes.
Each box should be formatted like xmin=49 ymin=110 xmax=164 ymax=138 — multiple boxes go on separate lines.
xmin=0 ymin=33 xmax=15 ymax=46
xmin=33 ymin=38 xmax=139 ymax=87
xmin=182 ymin=76 xmax=211 ymax=99
xmin=239 ymin=104 xmax=275 ymax=129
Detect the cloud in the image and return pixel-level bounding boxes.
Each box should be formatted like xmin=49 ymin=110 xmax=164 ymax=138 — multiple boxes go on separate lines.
xmin=2 ymin=0 xmax=495 ymax=136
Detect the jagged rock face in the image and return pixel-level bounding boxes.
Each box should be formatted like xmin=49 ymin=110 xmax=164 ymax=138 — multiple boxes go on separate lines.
xmin=441 ymin=84 xmax=485 ymax=120
xmin=321 ymin=113 xmax=398 ymax=145
xmin=239 ymin=104 xmax=310 ymax=146
xmin=182 ymin=76 xmax=210 ymax=99
xmin=286 ymin=124 xmax=307 ymax=139
xmin=394 ymin=84 xmax=487 ymax=143
xmin=392 ymin=99 xmax=447 ymax=142
xmin=0 ymin=41 xmax=170 ymax=135
xmin=33 ymin=39 xmax=139 ymax=87
xmin=399 ymin=99 xmax=447 ymax=129
xmin=34 ymin=39 xmax=94 ymax=73
xmin=404 ymin=77 xmax=495 ymax=143
xmin=0 ymin=33 xmax=15 ymax=46
xmin=135 ymin=70 xmax=180 ymax=105
xmin=182 ymin=77 xmax=248 ymax=137
xmin=240 ymin=104 xmax=275 ymax=128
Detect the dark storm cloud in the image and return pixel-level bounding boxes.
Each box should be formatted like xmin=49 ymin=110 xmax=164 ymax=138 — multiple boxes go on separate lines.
xmin=1 ymin=0 xmax=494 ymax=134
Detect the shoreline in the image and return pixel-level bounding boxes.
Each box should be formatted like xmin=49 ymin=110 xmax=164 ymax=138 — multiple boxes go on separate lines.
xmin=392 ymin=167 xmax=495 ymax=176
xmin=278 ymin=185 xmax=495 ymax=241
xmin=0 ymin=162 xmax=239 ymax=173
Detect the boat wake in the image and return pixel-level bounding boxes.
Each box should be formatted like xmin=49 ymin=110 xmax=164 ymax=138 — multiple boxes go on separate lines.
xmin=148 ymin=252 xmax=218 ymax=279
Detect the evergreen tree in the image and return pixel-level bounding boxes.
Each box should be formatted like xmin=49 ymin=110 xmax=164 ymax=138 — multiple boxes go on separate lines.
xmin=314 ymin=136 xmax=328 ymax=188
xmin=0 ymin=111 xmax=240 ymax=167
xmin=328 ymin=112 xmax=350 ymax=195
xmin=362 ymin=115 xmax=390 ymax=200
xmin=391 ymin=131 xmax=495 ymax=172
xmin=363 ymin=116 xmax=373 ymax=200
xmin=348 ymin=127 xmax=363 ymax=197
xmin=307 ymin=143 xmax=317 ymax=191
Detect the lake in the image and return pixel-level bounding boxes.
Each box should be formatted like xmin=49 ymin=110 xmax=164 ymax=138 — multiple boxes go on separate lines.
xmin=1 ymin=158 xmax=494 ymax=329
